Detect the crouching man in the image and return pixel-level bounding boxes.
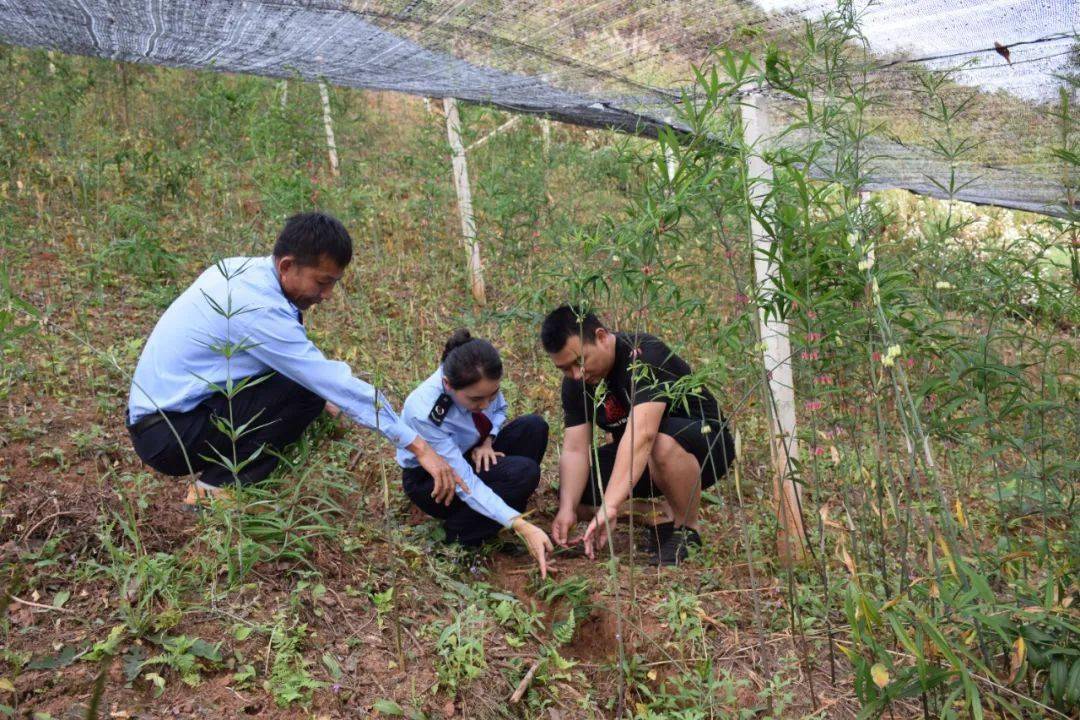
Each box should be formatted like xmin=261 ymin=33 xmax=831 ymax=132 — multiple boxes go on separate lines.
xmin=541 ymin=305 xmax=735 ymax=565
xmin=126 ymin=212 xmax=462 ymax=508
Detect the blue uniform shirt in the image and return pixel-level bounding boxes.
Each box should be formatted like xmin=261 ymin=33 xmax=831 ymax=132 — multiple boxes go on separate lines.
xmin=396 ymin=367 xmax=519 ymax=527
xmin=127 ymin=256 xmax=417 ymax=450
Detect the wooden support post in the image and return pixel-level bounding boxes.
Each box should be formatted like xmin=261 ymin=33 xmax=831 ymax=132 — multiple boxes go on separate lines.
xmin=741 ymin=93 xmax=807 ymax=564
xmin=318 ymin=81 xmax=339 ymax=176
xmin=664 ymin=143 xmax=677 ymax=182
xmin=443 ymin=97 xmax=487 ymax=304
xmin=279 ymin=80 xmax=288 ymax=109
xmin=465 ymin=115 xmax=521 ymax=154
xmin=423 ymin=97 xmax=432 ymax=113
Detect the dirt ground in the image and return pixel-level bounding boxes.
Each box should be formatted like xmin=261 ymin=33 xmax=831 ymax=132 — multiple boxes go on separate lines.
xmin=0 ymin=380 xmax=872 ymax=717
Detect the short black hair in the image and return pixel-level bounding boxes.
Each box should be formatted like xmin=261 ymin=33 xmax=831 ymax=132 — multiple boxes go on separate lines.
xmin=272 ymin=212 xmax=353 ymax=268
xmin=441 ymin=328 xmax=503 ymax=389
xmin=540 ymin=305 xmax=606 ymax=354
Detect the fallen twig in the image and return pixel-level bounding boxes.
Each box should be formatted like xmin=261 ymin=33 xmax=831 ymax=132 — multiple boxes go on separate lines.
xmin=509 ymin=658 xmax=541 ymax=704
xmin=20 ymin=509 xmax=85 ymax=542
xmin=9 ymin=594 xmax=74 ymax=613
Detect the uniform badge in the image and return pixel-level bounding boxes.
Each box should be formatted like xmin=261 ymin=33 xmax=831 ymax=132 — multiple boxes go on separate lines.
xmin=429 ymin=393 xmax=453 ymax=426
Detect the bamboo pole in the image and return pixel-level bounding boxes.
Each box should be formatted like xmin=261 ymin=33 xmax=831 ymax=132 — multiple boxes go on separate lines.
xmin=860 ymin=190 xmax=874 ymax=265
xmin=443 ymin=97 xmax=487 ymax=304
xmin=741 ymin=93 xmax=807 ymax=563
xmin=318 ymin=81 xmax=339 ymax=176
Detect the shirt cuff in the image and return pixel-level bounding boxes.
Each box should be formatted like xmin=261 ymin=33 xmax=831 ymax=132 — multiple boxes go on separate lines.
xmin=491 ymin=504 xmax=519 ymax=528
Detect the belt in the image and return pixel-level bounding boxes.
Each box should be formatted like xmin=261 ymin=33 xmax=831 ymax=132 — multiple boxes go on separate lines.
xmin=127 ymin=412 xmax=167 ymax=434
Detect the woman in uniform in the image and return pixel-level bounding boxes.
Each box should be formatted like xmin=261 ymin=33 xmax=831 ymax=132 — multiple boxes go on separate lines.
xmin=396 ymin=329 xmax=554 ymax=577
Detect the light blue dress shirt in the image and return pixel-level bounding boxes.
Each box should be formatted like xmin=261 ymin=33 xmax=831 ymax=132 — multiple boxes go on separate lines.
xmin=127 ymin=256 xmax=417 ymax=449
xmin=396 ymin=367 xmax=519 ymax=527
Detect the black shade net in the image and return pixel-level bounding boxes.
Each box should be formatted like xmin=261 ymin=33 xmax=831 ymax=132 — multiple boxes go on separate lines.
xmin=0 ymin=0 xmax=1076 ymax=217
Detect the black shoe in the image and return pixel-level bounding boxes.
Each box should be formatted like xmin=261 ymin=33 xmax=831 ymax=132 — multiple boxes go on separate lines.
xmin=653 ymin=527 xmax=701 ymax=566
xmin=493 ymin=539 xmax=529 ymax=558
xmin=476 ymin=536 xmax=528 ymax=559
xmin=638 ymin=521 xmax=675 ymax=554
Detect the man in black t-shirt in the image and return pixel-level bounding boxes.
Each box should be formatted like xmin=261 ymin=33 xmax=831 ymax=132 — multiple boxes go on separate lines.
xmin=540 ymin=305 xmax=735 ymax=565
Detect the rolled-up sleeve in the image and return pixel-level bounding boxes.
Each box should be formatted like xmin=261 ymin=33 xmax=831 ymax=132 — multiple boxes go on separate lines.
xmin=408 ymin=412 xmax=519 ymax=527
xmin=239 ymin=306 xmax=417 ymax=449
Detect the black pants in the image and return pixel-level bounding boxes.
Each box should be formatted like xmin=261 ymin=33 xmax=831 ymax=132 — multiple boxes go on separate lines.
xmin=402 ymin=414 xmax=548 ymax=546
xmin=128 ymin=373 xmax=325 ymax=487
xmin=579 ymin=416 xmax=735 ymax=507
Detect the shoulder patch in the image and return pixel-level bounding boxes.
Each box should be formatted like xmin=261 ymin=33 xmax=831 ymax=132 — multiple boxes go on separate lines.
xmin=428 ymin=393 xmax=454 ymax=426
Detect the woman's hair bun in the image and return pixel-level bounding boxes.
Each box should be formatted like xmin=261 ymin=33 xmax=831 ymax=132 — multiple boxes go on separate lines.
xmin=441 ymin=328 xmax=474 ymax=363
xmin=440 ymin=328 xmax=502 ymax=389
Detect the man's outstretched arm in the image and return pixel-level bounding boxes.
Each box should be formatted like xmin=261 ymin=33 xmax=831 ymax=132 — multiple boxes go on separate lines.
xmin=581 ymin=401 xmax=665 ymax=558
xmin=241 ymin=304 xmax=416 ymax=447
xmin=552 ymin=423 xmax=593 ymax=546
xmin=243 ymin=311 xmax=469 ymax=498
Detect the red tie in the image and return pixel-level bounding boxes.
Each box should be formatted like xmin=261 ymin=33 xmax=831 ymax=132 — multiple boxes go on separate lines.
xmin=472 ymin=412 xmax=492 ymax=441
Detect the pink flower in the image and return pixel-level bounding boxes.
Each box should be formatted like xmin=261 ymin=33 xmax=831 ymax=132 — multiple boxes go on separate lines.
xmin=800 ymin=350 xmax=820 ymax=361
xmin=812 ymin=446 xmax=826 ymax=456
xmin=805 ymin=400 xmax=823 ymax=412
xmin=807 ymin=332 xmax=824 ymax=342
xmin=814 ymin=374 xmax=833 ymax=385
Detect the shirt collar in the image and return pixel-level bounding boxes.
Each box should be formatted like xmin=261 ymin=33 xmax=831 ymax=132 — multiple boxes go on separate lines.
xmin=609 ymin=332 xmax=633 ymax=382
xmin=266 ymin=255 xmax=303 ymax=318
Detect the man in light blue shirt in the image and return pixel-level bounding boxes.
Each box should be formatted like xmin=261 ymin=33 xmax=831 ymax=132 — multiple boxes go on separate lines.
xmin=127 ymin=212 xmax=462 ymax=506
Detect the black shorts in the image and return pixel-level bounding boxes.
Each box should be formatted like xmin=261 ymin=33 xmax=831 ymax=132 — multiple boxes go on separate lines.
xmin=579 ymin=416 xmax=735 ymax=507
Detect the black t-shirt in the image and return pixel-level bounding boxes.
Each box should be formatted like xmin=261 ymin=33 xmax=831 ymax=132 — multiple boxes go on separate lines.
xmin=561 ymin=332 xmax=722 ymax=438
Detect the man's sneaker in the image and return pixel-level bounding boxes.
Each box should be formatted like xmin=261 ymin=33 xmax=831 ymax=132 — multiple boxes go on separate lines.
xmin=653 ymin=527 xmax=702 ymax=566
xmin=181 ymin=481 xmax=234 ymax=512
xmin=638 ymin=521 xmax=675 ymax=554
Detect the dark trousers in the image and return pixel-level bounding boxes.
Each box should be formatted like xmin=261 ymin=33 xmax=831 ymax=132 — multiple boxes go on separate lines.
xmin=580 ymin=416 xmax=735 ymax=507
xmin=128 ymin=373 xmax=325 ymax=487
xmin=403 ymin=414 xmax=548 ymax=546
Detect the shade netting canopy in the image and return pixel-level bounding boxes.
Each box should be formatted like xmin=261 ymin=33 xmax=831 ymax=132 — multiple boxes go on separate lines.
xmin=1 ymin=0 xmax=1076 ymax=216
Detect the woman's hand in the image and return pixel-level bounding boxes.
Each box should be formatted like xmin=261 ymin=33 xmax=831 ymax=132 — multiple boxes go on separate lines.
xmin=512 ymin=517 xmax=554 ymax=579
xmin=470 ymin=438 xmax=504 ymax=473
xmin=580 ymin=506 xmax=617 ymax=560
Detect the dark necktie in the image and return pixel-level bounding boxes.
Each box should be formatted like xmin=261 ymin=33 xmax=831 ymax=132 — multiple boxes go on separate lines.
xmin=472 ymin=412 xmax=492 ymax=441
